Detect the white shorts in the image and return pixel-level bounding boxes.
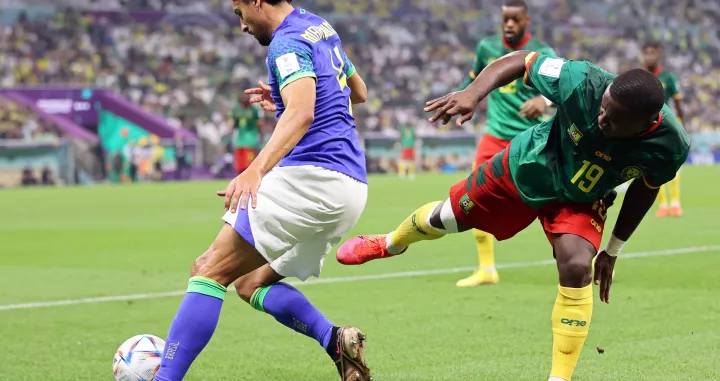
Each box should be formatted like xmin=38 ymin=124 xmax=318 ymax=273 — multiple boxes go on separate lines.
xmin=222 ymin=165 xmax=367 ymax=281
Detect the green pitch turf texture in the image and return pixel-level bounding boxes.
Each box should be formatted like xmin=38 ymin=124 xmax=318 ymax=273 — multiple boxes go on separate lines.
xmin=1 ymin=166 xmax=719 ymax=381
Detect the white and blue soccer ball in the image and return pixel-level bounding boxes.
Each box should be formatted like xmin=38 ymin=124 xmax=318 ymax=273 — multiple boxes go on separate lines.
xmin=113 ymin=334 xmax=166 ymax=381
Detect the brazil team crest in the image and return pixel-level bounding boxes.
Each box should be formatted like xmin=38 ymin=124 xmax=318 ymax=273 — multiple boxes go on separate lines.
xmin=459 ymin=194 xmax=475 ymax=214
xmin=567 ymin=124 xmax=583 ymax=145
xmin=621 ymin=166 xmax=643 ymax=180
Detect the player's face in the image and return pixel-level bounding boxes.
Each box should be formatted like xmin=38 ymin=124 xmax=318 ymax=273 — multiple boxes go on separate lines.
xmin=501 ymin=6 xmax=529 ymax=45
xmin=643 ymin=47 xmax=661 ymax=68
xmin=233 ymin=0 xmax=272 ymax=46
xmin=598 ymin=86 xmax=656 ymax=138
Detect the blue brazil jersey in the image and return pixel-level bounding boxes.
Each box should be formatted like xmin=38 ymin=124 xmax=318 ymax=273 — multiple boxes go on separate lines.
xmin=266 ymin=8 xmax=367 ymax=183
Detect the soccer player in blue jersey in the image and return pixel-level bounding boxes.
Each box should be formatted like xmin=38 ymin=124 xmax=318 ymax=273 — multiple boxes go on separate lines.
xmin=153 ymin=1 xmax=371 ymax=380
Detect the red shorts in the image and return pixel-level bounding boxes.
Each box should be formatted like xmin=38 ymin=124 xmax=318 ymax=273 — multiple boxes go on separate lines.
xmin=449 ymin=148 xmax=608 ymax=251
xmin=234 ymin=147 xmax=257 ymax=173
xmin=473 ymin=134 xmax=511 ymax=170
xmin=400 ymin=148 xmax=415 ymax=161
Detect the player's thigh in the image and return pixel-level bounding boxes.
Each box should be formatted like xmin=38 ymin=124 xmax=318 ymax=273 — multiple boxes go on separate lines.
xmin=473 ymin=134 xmax=510 ymax=169
xmin=225 ymin=166 xmax=368 ymax=281
xmin=539 ymin=201 xmax=606 ymax=252
xmin=540 ymin=202 xmax=606 ymax=287
xmin=193 ymin=224 xmax=270 ymax=287
xmin=450 ymin=149 xmax=537 ymax=240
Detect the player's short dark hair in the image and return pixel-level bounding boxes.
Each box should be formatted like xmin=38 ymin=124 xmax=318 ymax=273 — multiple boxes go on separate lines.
xmin=642 ymin=41 xmax=662 ymax=51
xmin=610 ymin=69 xmax=665 ymax=119
xmin=503 ymin=0 xmax=528 ymax=10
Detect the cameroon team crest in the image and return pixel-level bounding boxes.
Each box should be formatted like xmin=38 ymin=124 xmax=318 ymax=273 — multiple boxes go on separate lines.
xmin=567 ymin=124 xmax=583 ymax=145
xmin=621 ymin=166 xmax=643 ymax=180
xmin=459 ymin=194 xmax=475 ymax=214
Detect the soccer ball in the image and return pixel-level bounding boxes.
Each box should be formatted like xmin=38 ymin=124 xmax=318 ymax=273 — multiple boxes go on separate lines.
xmin=113 ymin=334 xmax=166 ymax=381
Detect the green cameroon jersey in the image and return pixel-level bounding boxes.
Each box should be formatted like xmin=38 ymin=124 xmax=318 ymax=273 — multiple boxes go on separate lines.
xmin=400 ymin=126 xmax=416 ymax=148
xmin=459 ymin=34 xmax=556 ymax=140
xmin=508 ymin=52 xmax=691 ymax=209
xmin=232 ymin=104 xmax=261 ymax=148
xmin=648 ymin=66 xmax=682 ymax=105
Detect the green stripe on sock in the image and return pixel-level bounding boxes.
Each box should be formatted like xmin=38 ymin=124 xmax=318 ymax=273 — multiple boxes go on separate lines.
xmin=187 ymin=276 xmax=227 ymax=300
xmin=250 ymin=285 xmax=273 ymax=312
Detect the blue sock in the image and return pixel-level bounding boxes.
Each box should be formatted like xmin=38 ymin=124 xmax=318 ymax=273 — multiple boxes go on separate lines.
xmin=155 ymin=277 xmax=227 ymax=381
xmin=251 ymin=283 xmax=336 ymax=354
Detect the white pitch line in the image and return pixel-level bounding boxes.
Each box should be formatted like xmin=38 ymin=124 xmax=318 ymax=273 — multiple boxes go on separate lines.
xmin=1 ymin=245 xmax=718 ymax=312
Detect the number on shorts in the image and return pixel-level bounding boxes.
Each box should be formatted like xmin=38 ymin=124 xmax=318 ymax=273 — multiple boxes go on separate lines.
xmin=571 ymin=160 xmax=604 ymax=193
xmin=330 ymin=46 xmax=352 ymax=115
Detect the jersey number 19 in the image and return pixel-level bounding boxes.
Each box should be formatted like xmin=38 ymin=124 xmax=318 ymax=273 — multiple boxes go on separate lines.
xmin=571 ymin=160 xmax=605 ymax=193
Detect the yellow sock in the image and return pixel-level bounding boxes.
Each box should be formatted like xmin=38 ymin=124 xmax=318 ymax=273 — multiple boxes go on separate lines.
xmin=550 ymin=284 xmax=593 ymax=381
xmin=398 ymin=161 xmax=407 ymax=177
xmin=473 ymin=229 xmax=495 ymax=270
xmin=388 ymin=201 xmax=445 ymax=250
xmin=669 ymin=174 xmax=681 ymax=206
xmin=408 ymin=161 xmax=416 ymax=176
xmin=657 ymin=184 xmax=669 ymax=207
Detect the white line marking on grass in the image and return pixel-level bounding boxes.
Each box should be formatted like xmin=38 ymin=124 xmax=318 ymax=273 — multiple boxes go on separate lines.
xmin=1 ymin=245 xmax=718 ymax=312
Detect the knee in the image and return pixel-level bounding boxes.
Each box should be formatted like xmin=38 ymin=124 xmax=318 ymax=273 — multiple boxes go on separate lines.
xmin=233 ymin=277 xmax=258 ymax=303
xmin=191 ymin=245 xmax=214 ymax=277
xmin=557 ymin=251 xmax=594 ymax=287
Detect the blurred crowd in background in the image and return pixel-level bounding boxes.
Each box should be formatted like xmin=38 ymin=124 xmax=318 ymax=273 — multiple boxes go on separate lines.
xmin=0 ymin=95 xmax=63 ymax=140
xmin=0 ymin=0 xmax=718 ymax=184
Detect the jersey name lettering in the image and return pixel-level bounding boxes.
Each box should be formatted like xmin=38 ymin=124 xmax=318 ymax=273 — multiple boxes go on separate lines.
xmin=300 ymin=21 xmax=338 ymax=43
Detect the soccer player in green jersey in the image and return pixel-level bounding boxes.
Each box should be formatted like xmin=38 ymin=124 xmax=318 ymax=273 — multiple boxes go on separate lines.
xmin=337 ymin=51 xmax=689 ymax=381
xmin=397 ymin=125 xmax=417 ymax=180
xmin=231 ymin=93 xmax=263 ymax=174
xmin=642 ymin=42 xmax=686 ymax=218
xmin=457 ymin=0 xmax=556 ymax=288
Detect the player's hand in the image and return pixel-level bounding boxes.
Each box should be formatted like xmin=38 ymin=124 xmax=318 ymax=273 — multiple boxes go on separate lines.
xmin=245 ymin=81 xmax=276 ymax=112
xmin=424 ymin=90 xmax=479 ymax=127
xmin=216 ymin=169 xmax=263 ymax=212
xmin=519 ymin=96 xmax=546 ymax=119
xmin=593 ymin=250 xmax=617 ymax=304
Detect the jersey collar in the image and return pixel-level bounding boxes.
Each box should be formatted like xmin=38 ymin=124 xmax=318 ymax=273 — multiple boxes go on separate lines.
xmin=635 ymin=112 xmax=663 ymax=138
xmin=645 ymin=65 xmax=663 ymax=76
xmin=503 ymin=33 xmax=532 ymax=50
xmin=271 ymin=7 xmax=300 ymax=40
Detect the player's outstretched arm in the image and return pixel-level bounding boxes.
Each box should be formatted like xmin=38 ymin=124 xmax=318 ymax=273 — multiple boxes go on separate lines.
xmin=218 ymin=77 xmax=316 ymax=212
xmin=252 ymin=77 xmax=317 ymax=175
xmin=612 ymin=178 xmax=660 ymax=242
xmin=425 ymin=50 xmax=529 ymax=126
xmin=593 ymin=178 xmax=659 ymax=302
xmin=347 ymin=72 xmax=367 ymax=105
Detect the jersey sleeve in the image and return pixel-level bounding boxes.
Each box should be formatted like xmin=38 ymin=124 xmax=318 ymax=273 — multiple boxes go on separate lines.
xmin=642 ymin=153 xmax=686 ymax=189
xmin=667 ymin=73 xmax=682 ymax=100
xmin=459 ymin=40 xmax=487 ymax=90
xmin=523 ymin=52 xmax=589 ymax=105
xmin=267 ymin=36 xmax=317 ymax=91
xmin=341 ymin=50 xmax=356 ymax=77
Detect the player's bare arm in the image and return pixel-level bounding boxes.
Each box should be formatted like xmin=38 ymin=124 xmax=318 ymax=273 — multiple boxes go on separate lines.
xmin=347 ymin=72 xmax=367 ymax=104
xmin=593 ymin=178 xmax=660 ymax=303
xmin=219 ymin=77 xmax=317 ymax=212
xmin=425 ymin=50 xmax=529 ymax=126
xmin=673 ymin=97 xmax=685 ymax=124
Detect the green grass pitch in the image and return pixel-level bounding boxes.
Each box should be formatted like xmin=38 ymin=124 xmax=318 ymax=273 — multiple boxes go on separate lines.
xmin=1 ymin=166 xmax=719 ymax=380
